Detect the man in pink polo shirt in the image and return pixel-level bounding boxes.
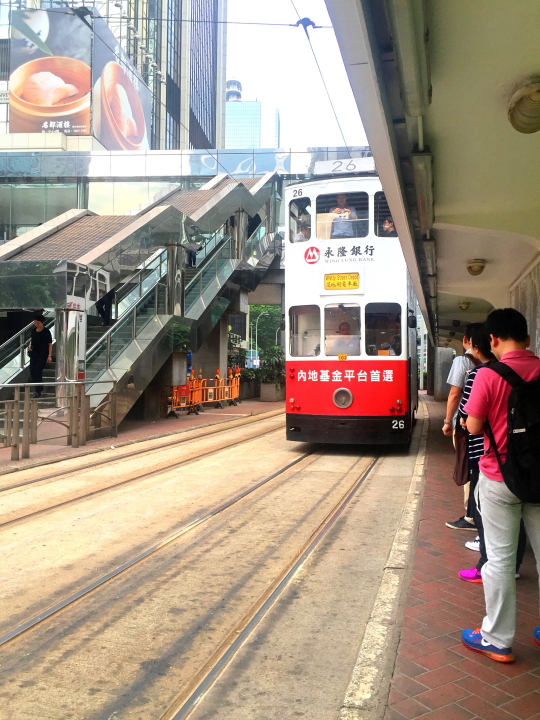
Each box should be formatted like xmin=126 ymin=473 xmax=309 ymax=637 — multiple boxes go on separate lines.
xmin=461 ymin=309 xmax=540 ymax=662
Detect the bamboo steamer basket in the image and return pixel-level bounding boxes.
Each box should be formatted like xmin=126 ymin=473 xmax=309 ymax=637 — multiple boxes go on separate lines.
xmin=9 ymin=56 xmax=91 ymax=133
xmin=96 ymin=61 xmax=147 ymax=151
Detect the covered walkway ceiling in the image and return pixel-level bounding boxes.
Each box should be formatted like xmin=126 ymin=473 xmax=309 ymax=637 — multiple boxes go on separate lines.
xmin=326 ymin=0 xmax=540 ymax=343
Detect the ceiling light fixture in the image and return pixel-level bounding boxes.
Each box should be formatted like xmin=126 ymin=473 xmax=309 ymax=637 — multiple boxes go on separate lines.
xmin=508 ymin=82 xmax=540 ymax=134
xmin=458 ymin=301 xmax=470 ymax=311
xmin=467 ymin=258 xmax=486 ymax=276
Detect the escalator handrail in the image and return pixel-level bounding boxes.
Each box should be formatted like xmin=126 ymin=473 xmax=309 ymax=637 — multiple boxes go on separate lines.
xmin=0 ymin=312 xmax=55 ymax=357
xmin=86 ymin=279 xmax=166 ymax=358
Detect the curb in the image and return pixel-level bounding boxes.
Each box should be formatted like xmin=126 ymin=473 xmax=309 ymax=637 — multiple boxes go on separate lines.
xmin=339 ymin=400 xmax=429 ymax=720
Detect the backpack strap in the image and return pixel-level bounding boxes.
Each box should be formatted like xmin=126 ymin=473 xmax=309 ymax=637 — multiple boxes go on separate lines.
xmin=484 ymin=419 xmax=505 ymax=475
xmin=484 ymin=361 xmax=524 ymax=388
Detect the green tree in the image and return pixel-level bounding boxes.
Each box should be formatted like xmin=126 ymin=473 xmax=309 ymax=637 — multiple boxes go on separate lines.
xmin=250 ymin=304 xmax=282 ymax=352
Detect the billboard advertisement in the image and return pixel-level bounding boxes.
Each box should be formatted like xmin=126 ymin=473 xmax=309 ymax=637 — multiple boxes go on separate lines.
xmin=9 ymin=8 xmax=151 ymax=149
xmin=9 ymin=8 xmax=92 ymax=135
xmin=92 ymin=15 xmax=151 ymax=150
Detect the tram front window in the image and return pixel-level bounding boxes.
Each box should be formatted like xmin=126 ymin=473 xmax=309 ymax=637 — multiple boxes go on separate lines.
xmin=324 ymin=304 xmax=361 ymax=356
xmin=289 ymin=305 xmax=320 ymax=356
xmin=316 ymin=192 xmax=368 ymax=240
xmin=289 ymin=196 xmax=311 ymax=243
xmin=365 ymin=303 xmax=402 ymax=356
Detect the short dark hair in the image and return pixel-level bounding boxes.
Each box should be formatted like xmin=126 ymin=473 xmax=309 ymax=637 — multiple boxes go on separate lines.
xmin=34 ymin=315 xmax=45 ymax=323
xmin=463 ymin=323 xmax=479 ymax=341
xmin=470 ymin=323 xmax=495 ymax=360
xmin=485 ymin=308 xmax=528 ymax=343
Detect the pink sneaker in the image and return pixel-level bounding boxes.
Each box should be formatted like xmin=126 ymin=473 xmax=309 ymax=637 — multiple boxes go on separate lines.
xmin=459 ymin=568 xmax=482 ymax=583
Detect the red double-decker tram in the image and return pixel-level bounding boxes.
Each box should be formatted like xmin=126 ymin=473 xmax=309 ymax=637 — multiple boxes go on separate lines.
xmin=285 ymin=176 xmax=418 ymax=445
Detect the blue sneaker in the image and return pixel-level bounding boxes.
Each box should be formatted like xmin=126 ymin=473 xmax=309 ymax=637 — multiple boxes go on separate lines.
xmin=462 ymin=628 xmax=514 ymax=663
xmin=534 ymin=627 xmax=540 ymax=647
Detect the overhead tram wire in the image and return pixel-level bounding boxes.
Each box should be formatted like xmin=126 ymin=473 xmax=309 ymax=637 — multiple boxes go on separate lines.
xmin=42 ymin=8 xmax=333 ymax=28
xmin=289 ymin=1 xmax=352 ymax=159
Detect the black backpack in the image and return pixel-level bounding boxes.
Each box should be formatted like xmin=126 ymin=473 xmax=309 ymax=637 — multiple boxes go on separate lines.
xmin=484 ymin=362 xmax=540 ymax=503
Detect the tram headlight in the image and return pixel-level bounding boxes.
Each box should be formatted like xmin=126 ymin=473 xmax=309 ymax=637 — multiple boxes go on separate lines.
xmin=333 ymin=387 xmax=353 ymax=409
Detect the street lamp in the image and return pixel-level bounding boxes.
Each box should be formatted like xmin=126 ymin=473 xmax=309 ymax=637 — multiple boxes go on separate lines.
xmin=255 ymin=312 xmax=269 ymax=364
xmin=275 ymin=326 xmax=280 ymax=344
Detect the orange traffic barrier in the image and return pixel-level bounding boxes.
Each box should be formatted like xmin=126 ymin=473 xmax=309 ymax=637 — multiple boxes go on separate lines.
xmin=170 ymin=368 xmax=241 ymax=415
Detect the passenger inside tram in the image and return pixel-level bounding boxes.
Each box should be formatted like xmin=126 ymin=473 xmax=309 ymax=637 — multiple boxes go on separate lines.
xmin=289 ymin=196 xmax=312 ymax=243
xmin=316 ymin=192 xmax=369 ymax=239
xmin=325 ymin=304 xmax=361 ymax=355
xmin=365 ymin=302 xmax=402 ymax=356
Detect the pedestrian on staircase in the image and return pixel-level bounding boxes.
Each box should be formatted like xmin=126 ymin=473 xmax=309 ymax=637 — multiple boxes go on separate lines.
xmin=28 ymin=315 xmax=52 ymax=398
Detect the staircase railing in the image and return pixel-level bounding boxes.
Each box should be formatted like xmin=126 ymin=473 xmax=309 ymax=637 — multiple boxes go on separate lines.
xmin=0 ymin=313 xmax=55 ymax=385
xmin=184 ymin=236 xmax=236 ymax=315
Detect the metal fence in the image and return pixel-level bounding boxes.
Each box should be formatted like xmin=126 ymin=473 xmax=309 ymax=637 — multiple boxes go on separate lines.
xmin=0 ymin=381 xmax=117 ymax=461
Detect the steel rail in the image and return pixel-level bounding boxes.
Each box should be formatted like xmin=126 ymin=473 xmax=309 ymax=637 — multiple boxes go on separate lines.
xmin=0 ymin=422 xmax=287 ymax=530
xmin=163 ymin=454 xmax=380 ymax=720
xmin=0 ymin=447 xmax=320 ymax=648
xmin=0 ymin=409 xmax=284 ymax=494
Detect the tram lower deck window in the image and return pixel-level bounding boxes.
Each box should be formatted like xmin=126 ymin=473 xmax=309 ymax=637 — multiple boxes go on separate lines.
xmin=316 ymin=191 xmax=369 ymax=240
xmin=375 ymin=191 xmax=398 ymax=237
xmin=289 ymin=305 xmax=320 ymax=356
xmin=325 ymin=304 xmax=361 ymax=356
xmin=365 ymin=303 xmax=402 ymax=356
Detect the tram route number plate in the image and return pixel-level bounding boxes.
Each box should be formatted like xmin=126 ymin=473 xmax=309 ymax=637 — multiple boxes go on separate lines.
xmin=338 ymin=354 xmax=348 ymax=361
xmin=324 ymin=272 xmax=360 ymax=290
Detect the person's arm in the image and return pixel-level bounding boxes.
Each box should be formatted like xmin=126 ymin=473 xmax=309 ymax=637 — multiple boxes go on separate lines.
xmin=466 ymin=415 xmax=484 ymax=434
xmin=47 ymin=343 xmax=53 ymax=362
xmin=443 ymin=385 xmax=461 ymax=435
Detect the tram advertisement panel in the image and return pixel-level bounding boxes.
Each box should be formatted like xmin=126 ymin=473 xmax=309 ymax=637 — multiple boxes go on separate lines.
xmin=287 ymin=361 xmax=409 ymax=417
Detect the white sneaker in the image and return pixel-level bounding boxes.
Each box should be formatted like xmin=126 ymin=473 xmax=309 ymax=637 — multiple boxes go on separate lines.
xmin=465 ymin=536 xmax=480 ymax=552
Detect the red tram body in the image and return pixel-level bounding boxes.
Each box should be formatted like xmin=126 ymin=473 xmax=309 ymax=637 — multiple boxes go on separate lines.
xmin=285 ymin=176 xmax=418 ymax=444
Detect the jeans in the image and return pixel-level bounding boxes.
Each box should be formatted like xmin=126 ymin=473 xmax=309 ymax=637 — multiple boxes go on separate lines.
xmin=469 ymin=466 xmax=527 ymax=572
xmin=477 ymin=470 xmax=540 ymax=649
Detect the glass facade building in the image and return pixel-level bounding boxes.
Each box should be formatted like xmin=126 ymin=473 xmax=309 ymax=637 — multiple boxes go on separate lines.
xmin=0 ymin=0 xmax=226 ymax=150
xmin=224 ymin=81 xmax=280 ymax=150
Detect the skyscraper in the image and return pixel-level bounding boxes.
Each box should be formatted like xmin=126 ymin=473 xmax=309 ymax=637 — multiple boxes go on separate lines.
xmin=225 ymin=79 xmax=280 ymax=149
xmin=0 ymin=0 xmax=227 ymax=149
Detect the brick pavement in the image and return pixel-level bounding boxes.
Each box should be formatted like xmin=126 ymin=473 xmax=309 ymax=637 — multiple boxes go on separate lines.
xmin=385 ymin=395 xmax=540 ymax=720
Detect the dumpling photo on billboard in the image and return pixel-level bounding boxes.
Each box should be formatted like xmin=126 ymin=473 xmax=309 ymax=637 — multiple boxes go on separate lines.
xmin=9 ymin=8 xmax=92 ymax=135
xmin=92 ymin=15 xmax=151 ymax=151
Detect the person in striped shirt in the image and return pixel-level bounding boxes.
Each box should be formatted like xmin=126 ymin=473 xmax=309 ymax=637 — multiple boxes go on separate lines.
xmin=457 ymin=323 xmax=526 ymax=583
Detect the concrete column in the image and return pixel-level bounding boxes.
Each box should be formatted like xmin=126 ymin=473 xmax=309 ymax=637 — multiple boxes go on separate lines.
xmin=433 ymin=347 xmax=454 ymax=401
xmin=192 ymin=314 xmax=229 ymax=379
xmin=165 ymin=240 xmax=184 ymax=316
xmin=55 ymin=308 xmax=86 ymax=404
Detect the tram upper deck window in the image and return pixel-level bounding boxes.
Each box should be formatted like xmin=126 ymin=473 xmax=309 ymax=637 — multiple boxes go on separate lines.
xmin=289 ymin=195 xmax=311 ymax=243
xmin=365 ymin=303 xmax=402 ymax=356
xmin=289 ymin=305 xmax=320 ymax=357
xmin=316 ymin=192 xmax=368 ymax=240
xmin=324 ymin=304 xmax=361 ymax=356
xmin=375 ymin=191 xmax=398 ymax=237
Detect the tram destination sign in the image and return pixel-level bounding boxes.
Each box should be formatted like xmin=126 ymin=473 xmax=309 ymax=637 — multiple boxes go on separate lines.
xmin=324 ymin=272 xmax=359 ymax=290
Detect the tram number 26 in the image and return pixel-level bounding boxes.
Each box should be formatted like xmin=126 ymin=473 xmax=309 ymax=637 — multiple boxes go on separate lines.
xmin=392 ymin=420 xmax=405 ymax=430
xmin=292 ymin=189 xmax=303 ymax=197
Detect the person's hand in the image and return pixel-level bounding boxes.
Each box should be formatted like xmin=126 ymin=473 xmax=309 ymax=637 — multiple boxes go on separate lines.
xmin=442 ymin=420 xmax=453 ymax=436
xmin=47 ymin=355 xmax=52 ymax=362
xmin=460 ymin=418 xmax=467 ymax=428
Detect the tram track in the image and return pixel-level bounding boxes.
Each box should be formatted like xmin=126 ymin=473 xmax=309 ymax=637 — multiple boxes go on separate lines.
xmin=0 ymin=416 xmax=285 ymax=530
xmin=162 ymin=454 xmax=380 ymax=720
xmin=0 ymin=446 xmax=321 ymax=648
xmin=0 ymin=408 xmax=284 ymax=494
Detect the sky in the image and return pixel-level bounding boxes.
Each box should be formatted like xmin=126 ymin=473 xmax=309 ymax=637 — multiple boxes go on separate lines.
xmin=226 ymin=0 xmax=367 ymax=150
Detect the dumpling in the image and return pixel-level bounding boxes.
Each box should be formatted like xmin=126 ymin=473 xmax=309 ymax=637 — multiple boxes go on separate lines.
xmin=22 ymin=71 xmax=78 ymax=106
xmin=110 ymin=84 xmax=137 ymax=140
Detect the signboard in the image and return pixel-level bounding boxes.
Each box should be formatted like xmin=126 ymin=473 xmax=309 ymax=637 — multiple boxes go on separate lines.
xmin=9 ymin=8 xmax=92 ymax=135
xmin=8 ymin=8 xmax=151 ymax=149
xmin=92 ymin=15 xmax=151 ymax=150
xmin=324 ymin=272 xmax=360 ymax=290
xmin=313 ymin=157 xmax=376 ymax=175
